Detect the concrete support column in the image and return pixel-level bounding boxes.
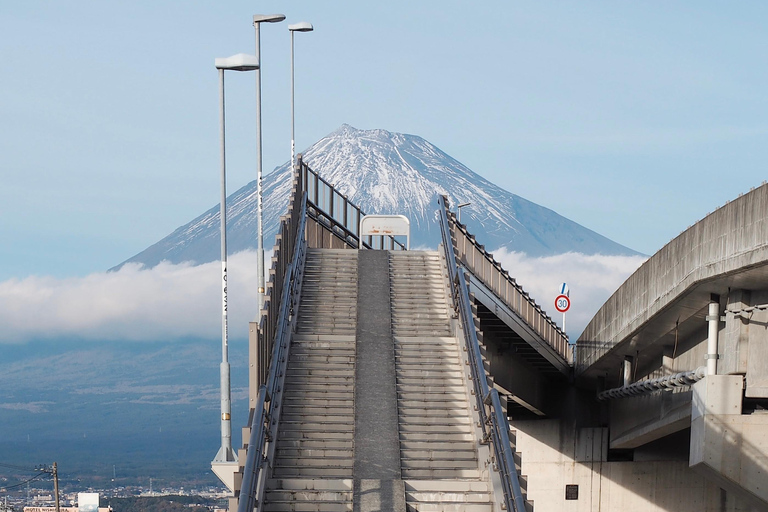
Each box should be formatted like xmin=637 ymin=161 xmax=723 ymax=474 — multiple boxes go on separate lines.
xmin=706 ymin=296 xmax=720 ymax=376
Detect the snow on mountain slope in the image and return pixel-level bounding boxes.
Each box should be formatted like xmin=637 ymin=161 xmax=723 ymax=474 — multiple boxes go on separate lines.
xmin=114 ymin=125 xmax=639 ymax=270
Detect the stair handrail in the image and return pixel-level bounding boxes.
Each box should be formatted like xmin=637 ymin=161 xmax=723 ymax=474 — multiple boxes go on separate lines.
xmin=450 ymin=209 xmax=569 ymax=361
xmin=438 ymin=195 xmax=527 ymax=512
xmin=238 ymin=189 xmax=308 ymax=512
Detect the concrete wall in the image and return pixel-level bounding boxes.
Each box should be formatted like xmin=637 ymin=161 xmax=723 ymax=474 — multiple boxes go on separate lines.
xmin=511 ymin=418 xmax=760 ymax=511
xmin=577 ymin=184 xmax=768 ymax=373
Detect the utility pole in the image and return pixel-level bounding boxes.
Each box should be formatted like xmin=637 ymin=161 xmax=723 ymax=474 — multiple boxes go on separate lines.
xmin=36 ymin=463 xmax=61 ymax=512
xmin=52 ymin=462 xmax=60 ymax=512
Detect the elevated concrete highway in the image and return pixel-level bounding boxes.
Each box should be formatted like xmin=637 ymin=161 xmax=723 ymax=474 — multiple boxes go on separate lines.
xmin=576 ymin=183 xmax=768 ymax=508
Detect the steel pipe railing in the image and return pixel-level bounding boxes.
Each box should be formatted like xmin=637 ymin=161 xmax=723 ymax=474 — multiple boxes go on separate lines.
xmin=238 ymin=190 xmax=308 ymax=512
xmin=438 ymin=195 xmax=526 ymax=512
xmin=297 ymin=154 xmax=405 ymax=251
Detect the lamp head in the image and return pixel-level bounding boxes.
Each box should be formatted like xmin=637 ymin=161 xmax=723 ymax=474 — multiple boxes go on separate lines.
xmin=288 ymin=22 xmax=314 ymax=32
xmin=215 ymin=53 xmax=259 ymax=71
xmin=253 ymin=14 xmax=286 ymax=24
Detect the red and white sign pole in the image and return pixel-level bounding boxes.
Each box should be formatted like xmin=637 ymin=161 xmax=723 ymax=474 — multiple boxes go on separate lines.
xmin=555 ymin=283 xmax=571 ymax=332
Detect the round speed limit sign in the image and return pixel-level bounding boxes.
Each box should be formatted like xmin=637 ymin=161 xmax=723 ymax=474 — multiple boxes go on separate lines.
xmin=555 ymin=294 xmax=571 ymax=313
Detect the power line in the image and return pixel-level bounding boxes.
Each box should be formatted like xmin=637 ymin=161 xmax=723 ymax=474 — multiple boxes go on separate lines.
xmin=0 ymin=472 xmax=49 ymax=492
xmin=0 ymin=463 xmax=40 ymax=472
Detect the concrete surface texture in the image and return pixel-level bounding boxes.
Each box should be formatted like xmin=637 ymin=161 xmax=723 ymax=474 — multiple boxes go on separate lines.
xmin=577 ymin=183 xmax=768 ymax=373
xmin=512 ymin=418 xmax=761 ymax=511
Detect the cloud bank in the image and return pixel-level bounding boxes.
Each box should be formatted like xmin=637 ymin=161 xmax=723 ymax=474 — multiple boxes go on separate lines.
xmin=0 ymin=249 xmax=645 ymax=343
xmin=0 ymin=251 xmax=264 ymax=343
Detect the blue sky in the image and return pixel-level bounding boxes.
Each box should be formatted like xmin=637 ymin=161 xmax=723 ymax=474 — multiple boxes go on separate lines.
xmin=2 ymin=2 xmax=767 ymax=281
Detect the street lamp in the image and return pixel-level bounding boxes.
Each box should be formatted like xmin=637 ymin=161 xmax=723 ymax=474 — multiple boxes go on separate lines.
xmin=253 ymin=14 xmax=285 ymax=316
xmin=457 ymin=202 xmax=471 ymax=223
xmin=289 ymin=21 xmax=313 ymax=170
xmin=212 ymin=52 xmax=259 ymax=493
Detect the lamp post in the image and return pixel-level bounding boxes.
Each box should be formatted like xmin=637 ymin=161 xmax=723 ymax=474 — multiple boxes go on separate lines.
xmin=289 ymin=21 xmax=313 ymax=170
xmin=212 ymin=53 xmax=259 ymax=492
xmin=457 ymin=202 xmax=471 ymax=223
xmin=253 ymin=14 xmax=285 ymax=316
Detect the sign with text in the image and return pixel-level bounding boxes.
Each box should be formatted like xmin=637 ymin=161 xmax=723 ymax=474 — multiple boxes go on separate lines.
xmin=359 ymin=215 xmax=410 ymax=249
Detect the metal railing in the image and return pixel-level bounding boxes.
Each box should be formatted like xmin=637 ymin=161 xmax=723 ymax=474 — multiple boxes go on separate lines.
xmin=298 ymin=154 xmax=406 ymax=251
xmin=239 ymin=175 xmax=308 ymax=512
xmin=447 ymin=205 xmax=570 ymax=361
xmin=438 ymin=195 xmax=527 ymax=512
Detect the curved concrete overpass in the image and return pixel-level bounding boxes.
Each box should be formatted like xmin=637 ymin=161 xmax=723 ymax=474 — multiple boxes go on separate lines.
xmin=577 ymin=182 xmax=768 ymax=383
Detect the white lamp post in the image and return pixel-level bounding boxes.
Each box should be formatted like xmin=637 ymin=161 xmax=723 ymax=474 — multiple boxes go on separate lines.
xmin=253 ymin=14 xmax=285 ymax=316
xmin=212 ymin=52 xmax=259 ymax=493
xmin=289 ymin=21 xmax=313 ymax=170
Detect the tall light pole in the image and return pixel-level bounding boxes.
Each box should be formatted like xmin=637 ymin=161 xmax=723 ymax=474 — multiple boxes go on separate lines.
xmin=253 ymin=14 xmax=285 ymax=316
xmin=289 ymin=21 xmax=313 ymax=170
xmin=212 ymin=53 xmax=259 ymax=493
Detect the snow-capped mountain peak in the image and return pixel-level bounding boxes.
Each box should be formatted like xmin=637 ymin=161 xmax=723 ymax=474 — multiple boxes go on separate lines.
xmin=114 ymin=125 xmax=638 ymax=270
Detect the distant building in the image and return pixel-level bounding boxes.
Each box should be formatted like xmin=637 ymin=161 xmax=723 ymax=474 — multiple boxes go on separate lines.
xmin=24 ymin=492 xmax=110 ymax=512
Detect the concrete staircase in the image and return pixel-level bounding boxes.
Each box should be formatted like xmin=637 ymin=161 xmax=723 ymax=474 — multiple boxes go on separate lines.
xmin=264 ymin=249 xmax=357 ymax=512
xmin=390 ymin=251 xmax=492 ymax=512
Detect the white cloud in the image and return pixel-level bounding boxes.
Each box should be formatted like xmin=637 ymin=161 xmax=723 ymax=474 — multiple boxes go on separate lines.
xmin=0 ymin=251 xmax=265 ymax=343
xmin=489 ymin=249 xmax=647 ymax=339
xmin=0 ymin=248 xmax=646 ymax=344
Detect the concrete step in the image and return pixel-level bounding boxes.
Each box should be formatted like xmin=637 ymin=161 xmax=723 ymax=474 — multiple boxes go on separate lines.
xmin=286 ymin=368 xmax=355 ymax=376
xmin=282 ymin=406 xmax=354 ymax=416
xmin=400 ymin=441 xmax=475 ymax=451
xmin=275 ymin=457 xmax=353 ymax=468
xmin=401 ymin=458 xmax=478 ymax=469
xmin=404 ymin=481 xmax=489 ymax=493
xmin=401 ymin=468 xmax=481 ymax=479
xmin=280 ymin=415 xmax=355 ymax=425
xmin=398 ymin=415 xmax=472 ymax=426
xmin=406 ymin=491 xmax=490 ymax=503
xmin=396 ymin=392 xmax=469 ymax=401
xmin=263 ymin=502 xmax=352 ymax=512
xmin=272 ymin=466 xmax=353 ymax=478
xmin=279 ymin=421 xmax=354 ymax=432
xmin=276 ymin=448 xmax=354 ymax=459
xmin=397 ymin=384 xmax=469 ymax=394
xmin=405 ymin=503 xmax=491 ymax=512
xmin=283 ymin=383 xmax=354 ymax=391
xmin=401 ymin=450 xmax=477 ymax=460
xmin=267 ymin=479 xmax=354 ymax=491
xmin=282 ymin=392 xmax=354 ymax=400
xmin=292 ymin=334 xmax=356 ymax=342
xmin=277 ymin=439 xmax=354 ymax=450
xmin=277 ymin=430 xmax=354 ymax=440
xmin=283 ymin=398 xmax=354 ymax=407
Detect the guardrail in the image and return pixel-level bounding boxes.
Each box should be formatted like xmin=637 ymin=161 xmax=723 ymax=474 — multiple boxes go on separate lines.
xmin=239 ymin=175 xmax=308 ymax=512
xmin=438 ymin=195 xmax=527 ymax=512
xmin=297 ymin=154 xmax=406 ymax=251
xmin=447 ymin=205 xmax=570 ymax=361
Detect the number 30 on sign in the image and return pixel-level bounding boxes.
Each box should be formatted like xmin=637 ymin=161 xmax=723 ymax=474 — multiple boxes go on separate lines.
xmin=555 ymin=294 xmax=571 ymax=313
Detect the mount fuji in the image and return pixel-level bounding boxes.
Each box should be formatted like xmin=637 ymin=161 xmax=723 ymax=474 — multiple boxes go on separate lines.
xmin=115 ymin=125 xmax=639 ymax=269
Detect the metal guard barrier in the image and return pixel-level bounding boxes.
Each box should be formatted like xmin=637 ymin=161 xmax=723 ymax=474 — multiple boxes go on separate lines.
xmin=238 ymin=192 xmax=308 ymax=512
xmin=438 ymin=195 xmax=527 ymax=512
xmin=298 ymin=154 xmax=406 ymax=251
